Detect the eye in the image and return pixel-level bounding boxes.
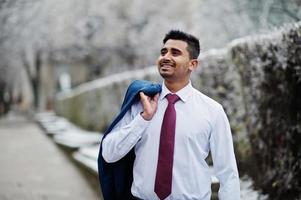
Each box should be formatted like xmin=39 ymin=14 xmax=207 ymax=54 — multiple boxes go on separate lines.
xmin=171 ymin=49 xmax=181 ymax=56
xmin=160 ymin=49 xmax=167 ymax=56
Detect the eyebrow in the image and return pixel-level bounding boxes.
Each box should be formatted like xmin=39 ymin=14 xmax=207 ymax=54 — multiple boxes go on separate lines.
xmin=161 ymin=47 xmax=183 ymax=54
xmin=171 ymin=48 xmax=182 ymax=53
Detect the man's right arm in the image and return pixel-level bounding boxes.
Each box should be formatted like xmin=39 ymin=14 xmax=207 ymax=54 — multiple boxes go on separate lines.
xmin=102 ymin=92 xmax=159 ymax=163
xmin=102 ymin=103 xmax=149 ymax=163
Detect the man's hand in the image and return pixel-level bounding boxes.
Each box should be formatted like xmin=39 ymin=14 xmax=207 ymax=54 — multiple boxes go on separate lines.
xmin=139 ymin=92 xmax=159 ymax=121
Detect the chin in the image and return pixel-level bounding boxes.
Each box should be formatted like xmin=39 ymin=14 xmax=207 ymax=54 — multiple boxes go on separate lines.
xmin=159 ymin=71 xmax=172 ymax=78
xmin=160 ymin=74 xmax=176 ymax=82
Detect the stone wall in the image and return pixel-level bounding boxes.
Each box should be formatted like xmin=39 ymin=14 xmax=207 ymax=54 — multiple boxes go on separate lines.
xmin=55 ymin=67 xmax=161 ymax=131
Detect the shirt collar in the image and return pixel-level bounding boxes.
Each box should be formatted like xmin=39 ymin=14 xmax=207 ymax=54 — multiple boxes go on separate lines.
xmin=160 ymin=81 xmax=193 ymax=103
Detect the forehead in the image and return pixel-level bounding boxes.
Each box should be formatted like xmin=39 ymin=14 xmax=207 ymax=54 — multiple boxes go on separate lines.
xmin=162 ymin=39 xmax=188 ymax=52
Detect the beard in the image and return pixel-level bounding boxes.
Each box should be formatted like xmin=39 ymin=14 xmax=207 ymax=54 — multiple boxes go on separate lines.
xmin=158 ymin=59 xmax=176 ymax=79
xmin=159 ymin=71 xmax=172 ymax=79
xmin=158 ymin=65 xmax=174 ymax=79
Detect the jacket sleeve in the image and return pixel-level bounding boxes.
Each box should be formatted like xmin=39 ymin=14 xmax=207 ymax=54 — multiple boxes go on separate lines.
xmin=102 ymin=102 xmax=149 ymax=163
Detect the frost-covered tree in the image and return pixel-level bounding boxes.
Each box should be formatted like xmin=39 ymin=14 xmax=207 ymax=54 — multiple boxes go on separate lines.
xmin=197 ymin=0 xmax=301 ymax=49
xmin=0 ymin=0 xmax=300 ymax=110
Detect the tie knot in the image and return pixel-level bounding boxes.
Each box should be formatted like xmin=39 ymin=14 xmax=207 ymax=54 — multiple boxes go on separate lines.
xmin=166 ymin=93 xmax=180 ymax=104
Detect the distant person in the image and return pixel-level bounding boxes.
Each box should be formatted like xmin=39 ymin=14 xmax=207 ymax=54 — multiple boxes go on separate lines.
xmin=99 ymin=30 xmax=240 ymax=200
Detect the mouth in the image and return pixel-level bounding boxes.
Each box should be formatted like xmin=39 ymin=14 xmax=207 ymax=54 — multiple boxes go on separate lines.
xmin=159 ymin=61 xmax=175 ymax=70
xmin=161 ymin=64 xmax=173 ymax=69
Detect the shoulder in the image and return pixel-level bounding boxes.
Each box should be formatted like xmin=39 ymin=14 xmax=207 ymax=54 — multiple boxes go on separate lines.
xmin=189 ymin=88 xmax=230 ymax=134
xmin=189 ymin=87 xmax=226 ymax=127
xmin=191 ymin=87 xmax=223 ymax=111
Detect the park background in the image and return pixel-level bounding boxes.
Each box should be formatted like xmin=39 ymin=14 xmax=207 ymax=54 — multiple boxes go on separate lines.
xmin=0 ymin=0 xmax=300 ymax=199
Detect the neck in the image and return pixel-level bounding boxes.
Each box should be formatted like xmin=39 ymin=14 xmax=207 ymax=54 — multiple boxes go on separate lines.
xmin=164 ymin=79 xmax=190 ymax=93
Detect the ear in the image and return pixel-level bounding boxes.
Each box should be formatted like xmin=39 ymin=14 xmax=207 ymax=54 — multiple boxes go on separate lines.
xmin=188 ymin=59 xmax=199 ymax=71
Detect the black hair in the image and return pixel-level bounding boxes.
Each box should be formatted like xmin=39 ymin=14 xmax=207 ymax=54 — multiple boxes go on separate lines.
xmin=163 ymin=30 xmax=200 ymax=59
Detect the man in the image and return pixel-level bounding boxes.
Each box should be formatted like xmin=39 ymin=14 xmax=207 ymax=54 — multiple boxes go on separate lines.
xmin=102 ymin=30 xmax=240 ymax=200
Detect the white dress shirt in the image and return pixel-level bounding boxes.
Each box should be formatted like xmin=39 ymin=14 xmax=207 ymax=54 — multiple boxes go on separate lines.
xmin=102 ymin=81 xmax=240 ymax=200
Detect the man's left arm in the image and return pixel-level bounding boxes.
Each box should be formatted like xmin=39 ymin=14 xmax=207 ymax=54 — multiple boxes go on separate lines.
xmin=210 ymin=105 xmax=240 ymax=200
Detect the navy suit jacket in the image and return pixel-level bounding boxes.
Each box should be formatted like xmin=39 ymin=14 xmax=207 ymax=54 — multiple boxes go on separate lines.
xmin=98 ymin=80 xmax=162 ymax=200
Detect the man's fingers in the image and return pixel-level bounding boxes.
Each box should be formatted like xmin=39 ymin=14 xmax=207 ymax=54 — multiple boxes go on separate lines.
xmin=153 ymin=93 xmax=160 ymax=102
xmin=140 ymin=92 xmax=160 ymax=104
xmin=140 ymin=92 xmax=147 ymax=102
xmin=139 ymin=92 xmax=159 ymax=120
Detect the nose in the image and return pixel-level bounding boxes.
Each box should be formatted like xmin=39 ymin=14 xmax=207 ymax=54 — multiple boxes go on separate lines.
xmin=161 ymin=51 xmax=172 ymax=60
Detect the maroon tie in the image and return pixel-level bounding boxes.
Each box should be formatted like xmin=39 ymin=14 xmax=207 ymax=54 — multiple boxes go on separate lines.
xmin=154 ymin=93 xmax=180 ymax=200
